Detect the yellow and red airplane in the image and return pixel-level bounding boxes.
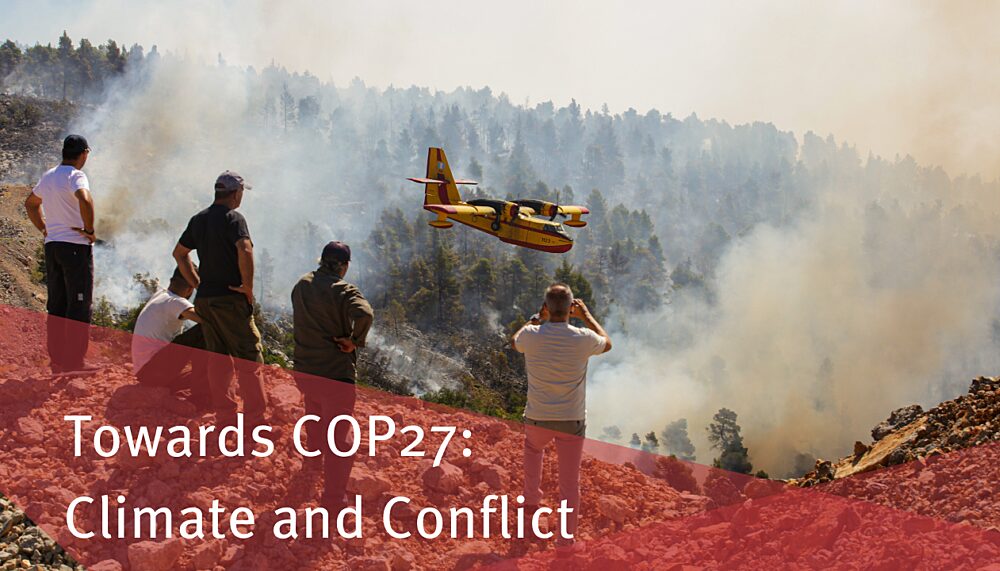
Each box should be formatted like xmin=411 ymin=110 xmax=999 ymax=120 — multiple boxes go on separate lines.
xmin=408 ymin=148 xmax=588 ymax=253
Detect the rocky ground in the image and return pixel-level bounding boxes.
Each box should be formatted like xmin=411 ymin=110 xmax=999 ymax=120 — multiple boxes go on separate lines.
xmin=793 ymin=376 xmax=1000 ymax=488
xmin=0 ymin=183 xmax=59 ymax=570
xmin=0 ymin=307 xmax=711 ymax=569
xmin=0 ymin=184 xmax=45 ymax=311
xmin=1 ymin=304 xmax=998 ymax=569
xmin=0 ymin=495 xmax=80 ymax=571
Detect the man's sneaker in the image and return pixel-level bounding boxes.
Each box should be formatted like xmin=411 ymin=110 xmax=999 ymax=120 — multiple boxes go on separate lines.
xmin=53 ymin=363 xmax=102 ymax=377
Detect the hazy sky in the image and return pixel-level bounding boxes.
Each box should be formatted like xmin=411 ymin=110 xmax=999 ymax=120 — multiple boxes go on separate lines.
xmin=4 ymin=0 xmax=999 ymax=178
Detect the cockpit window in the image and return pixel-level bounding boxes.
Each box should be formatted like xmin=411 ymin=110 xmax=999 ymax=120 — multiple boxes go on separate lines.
xmin=543 ymin=223 xmax=571 ymax=239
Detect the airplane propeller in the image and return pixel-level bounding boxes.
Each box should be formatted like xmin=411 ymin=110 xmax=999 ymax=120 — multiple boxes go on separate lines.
xmin=550 ymin=189 xmax=567 ymax=221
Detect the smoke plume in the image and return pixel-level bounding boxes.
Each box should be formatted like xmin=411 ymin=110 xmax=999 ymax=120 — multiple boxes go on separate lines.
xmin=589 ymin=173 xmax=1000 ymax=474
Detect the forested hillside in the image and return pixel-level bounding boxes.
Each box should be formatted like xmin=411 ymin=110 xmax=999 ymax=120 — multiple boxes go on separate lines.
xmin=4 ymin=33 xmax=999 ymax=474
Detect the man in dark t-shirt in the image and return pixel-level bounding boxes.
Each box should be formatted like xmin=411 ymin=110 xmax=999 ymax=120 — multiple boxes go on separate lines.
xmin=172 ymin=171 xmax=267 ymax=425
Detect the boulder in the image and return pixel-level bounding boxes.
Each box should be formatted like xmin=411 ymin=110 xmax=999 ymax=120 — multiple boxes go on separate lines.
xmin=190 ymin=540 xmax=224 ymax=569
xmin=597 ymin=495 xmax=631 ymax=524
xmin=15 ymin=417 xmax=45 ymax=445
xmin=479 ymin=464 xmax=509 ymax=490
xmin=127 ymin=539 xmax=183 ymax=571
xmin=65 ymin=378 xmax=89 ymax=398
xmin=421 ymin=462 xmax=464 ymax=494
xmin=742 ymin=478 xmax=777 ymax=499
xmin=872 ymin=404 xmax=923 ymax=441
xmin=349 ymin=467 xmax=393 ymax=498
xmin=269 ymin=384 xmax=303 ymax=423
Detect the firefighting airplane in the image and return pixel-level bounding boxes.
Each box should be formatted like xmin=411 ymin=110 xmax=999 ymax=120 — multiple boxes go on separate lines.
xmin=408 ymin=148 xmax=588 ymax=253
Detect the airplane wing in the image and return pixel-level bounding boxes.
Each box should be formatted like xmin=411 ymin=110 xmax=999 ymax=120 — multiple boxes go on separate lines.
xmin=424 ymin=204 xmax=496 ymax=216
xmin=408 ymin=177 xmax=478 ymax=185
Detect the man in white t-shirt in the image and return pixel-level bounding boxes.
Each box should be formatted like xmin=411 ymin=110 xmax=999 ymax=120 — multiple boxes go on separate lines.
xmin=25 ymin=135 xmax=98 ymax=374
xmin=511 ymin=283 xmax=612 ymax=546
xmin=132 ymin=267 xmax=210 ymax=408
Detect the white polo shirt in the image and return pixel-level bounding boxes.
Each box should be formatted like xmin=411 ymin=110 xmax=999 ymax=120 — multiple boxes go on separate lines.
xmin=32 ymin=165 xmax=91 ymax=245
xmin=131 ymin=289 xmax=195 ymax=372
xmin=514 ymin=321 xmax=607 ymax=421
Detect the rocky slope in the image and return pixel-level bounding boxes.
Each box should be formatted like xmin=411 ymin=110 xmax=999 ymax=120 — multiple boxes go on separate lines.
xmin=0 ymin=184 xmax=45 ymax=311
xmin=0 ymin=305 xmax=712 ymax=569
xmin=794 ymin=376 xmax=1000 ymax=488
xmin=0 ymin=95 xmax=75 ymax=184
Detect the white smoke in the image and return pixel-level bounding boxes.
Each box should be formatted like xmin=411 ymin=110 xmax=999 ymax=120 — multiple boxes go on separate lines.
xmin=590 ymin=173 xmax=1000 ymax=474
xmin=76 ymin=57 xmax=382 ymax=308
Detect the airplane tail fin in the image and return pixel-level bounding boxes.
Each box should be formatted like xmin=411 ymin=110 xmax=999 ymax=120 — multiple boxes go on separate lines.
xmin=408 ymin=148 xmax=465 ymax=205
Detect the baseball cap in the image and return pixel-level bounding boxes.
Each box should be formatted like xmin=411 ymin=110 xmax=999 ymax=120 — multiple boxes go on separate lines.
xmin=321 ymin=241 xmax=351 ymax=264
xmin=63 ymin=135 xmax=90 ymax=156
xmin=214 ymin=170 xmax=251 ymax=192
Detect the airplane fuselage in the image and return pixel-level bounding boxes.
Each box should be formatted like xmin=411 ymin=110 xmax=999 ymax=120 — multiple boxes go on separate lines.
xmin=445 ymin=208 xmax=573 ymax=253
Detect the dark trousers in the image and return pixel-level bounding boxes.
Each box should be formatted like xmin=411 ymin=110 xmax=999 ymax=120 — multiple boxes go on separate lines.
xmin=45 ymin=242 xmax=93 ymax=370
xmin=296 ymin=375 xmax=357 ymax=508
xmin=136 ymin=324 xmax=211 ymax=408
xmin=194 ymin=295 xmax=267 ymax=422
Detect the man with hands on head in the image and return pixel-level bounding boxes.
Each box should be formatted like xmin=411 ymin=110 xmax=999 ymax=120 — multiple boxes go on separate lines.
xmin=172 ymin=170 xmax=267 ymax=426
xmin=25 ymin=134 xmax=100 ymax=375
xmin=511 ymin=284 xmax=611 ymax=548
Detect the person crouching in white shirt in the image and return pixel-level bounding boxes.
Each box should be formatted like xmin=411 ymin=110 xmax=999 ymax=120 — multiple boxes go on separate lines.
xmin=131 ymin=267 xmax=211 ymax=410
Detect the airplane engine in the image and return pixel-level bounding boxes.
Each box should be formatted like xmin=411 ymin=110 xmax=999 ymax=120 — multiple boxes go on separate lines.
xmin=512 ymin=199 xmax=558 ymax=218
xmin=502 ymin=202 xmax=522 ymax=220
xmin=536 ymin=201 xmax=559 ymax=218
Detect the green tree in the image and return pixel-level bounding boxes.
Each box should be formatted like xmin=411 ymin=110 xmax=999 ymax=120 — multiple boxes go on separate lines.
xmin=670 ymin=258 xmax=707 ymax=291
xmin=0 ymin=40 xmax=23 ymax=85
xmin=553 ymin=258 xmax=595 ymax=316
xmin=661 ymin=419 xmax=696 ymax=461
xmin=707 ymin=408 xmax=753 ymax=474
xmin=104 ymin=39 xmax=125 ymax=75
xmin=641 ymin=431 xmax=659 ymax=453
xmin=280 ymin=83 xmax=294 ymax=131
xmin=394 ymin=128 xmax=415 ymax=173
xmin=297 ymin=95 xmax=321 ymax=126
xmin=414 ymin=237 xmax=463 ymax=330
xmin=75 ymin=38 xmax=102 ymax=99
xmin=464 ymin=258 xmax=497 ymax=313
xmin=25 ymin=44 xmax=58 ymax=96
xmin=57 ymin=31 xmax=74 ymax=100
xmin=552 ymin=259 xmax=588 ymax=299
xmin=629 ymin=433 xmax=641 ymax=449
